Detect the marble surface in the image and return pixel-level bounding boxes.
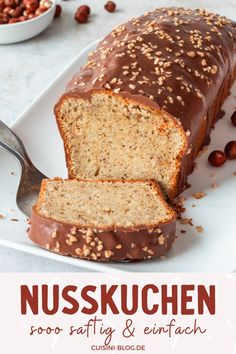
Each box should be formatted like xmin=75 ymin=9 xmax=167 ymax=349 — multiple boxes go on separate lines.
xmin=0 ymin=0 xmax=235 ymax=271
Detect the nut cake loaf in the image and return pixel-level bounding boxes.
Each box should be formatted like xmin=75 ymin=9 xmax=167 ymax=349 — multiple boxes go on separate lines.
xmin=55 ymin=7 xmax=236 ymax=199
xmin=28 ymin=179 xmax=176 ymax=261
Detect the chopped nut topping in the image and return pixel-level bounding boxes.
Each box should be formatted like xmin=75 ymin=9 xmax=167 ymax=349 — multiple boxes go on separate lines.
xmin=84 ymin=248 xmax=91 ymax=257
xmin=67 ymin=234 xmax=78 ymax=243
xmin=51 ymin=231 xmax=58 ymax=239
xmin=192 ymin=192 xmax=206 ymax=199
xmin=187 ymin=51 xmax=196 ymax=57
xmin=196 ymin=226 xmax=204 ymax=233
xmin=104 ymin=250 xmax=114 ymax=258
xmin=105 ymin=83 xmax=111 ymax=89
xmin=70 ymin=226 xmax=77 ymax=235
xmin=148 ymin=228 xmax=154 ymax=233
xmin=54 ymin=241 xmax=60 ymax=252
xmin=196 ymin=91 xmax=203 ymax=98
xmin=158 ymin=234 xmax=165 ymax=245
xmin=75 ymin=248 xmax=83 ymax=256
xmin=91 ymin=253 xmax=97 ymax=260
xmin=86 ymin=229 xmax=93 ymax=238
xmin=97 ymin=244 xmax=104 ymax=252
xmin=110 ymin=78 xmax=117 ymax=84
xmin=186 ymin=148 xmax=192 ymax=154
xmin=180 ymin=218 xmax=193 ymax=226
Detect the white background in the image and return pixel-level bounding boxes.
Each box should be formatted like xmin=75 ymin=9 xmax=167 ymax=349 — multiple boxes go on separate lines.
xmin=0 ymin=273 xmax=235 ymax=354
xmin=0 ymin=0 xmax=236 ymax=271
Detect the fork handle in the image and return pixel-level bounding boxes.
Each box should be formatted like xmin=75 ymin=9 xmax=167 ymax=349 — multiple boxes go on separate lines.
xmin=0 ymin=120 xmax=33 ymax=168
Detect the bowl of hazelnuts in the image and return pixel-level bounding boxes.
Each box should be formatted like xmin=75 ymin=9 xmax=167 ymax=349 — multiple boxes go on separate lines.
xmin=0 ymin=0 xmax=56 ymax=44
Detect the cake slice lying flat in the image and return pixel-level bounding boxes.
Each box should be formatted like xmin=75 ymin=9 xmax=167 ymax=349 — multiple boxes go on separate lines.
xmin=29 ymin=179 xmax=176 ymax=261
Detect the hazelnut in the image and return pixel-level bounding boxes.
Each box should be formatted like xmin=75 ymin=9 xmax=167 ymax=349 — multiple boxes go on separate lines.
xmin=74 ymin=9 xmax=88 ymax=23
xmin=3 ymin=6 xmax=11 ymax=13
xmin=78 ymin=4 xmax=90 ymax=14
xmin=231 ymin=111 xmax=236 ymax=127
xmin=27 ymin=12 xmax=36 ymax=18
xmin=54 ymin=3 xmax=61 ymax=18
xmin=0 ymin=13 xmax=9 ymax=23
xmin=23 ymin=9 xmax=30 ymax=16
xmin=208 ymin=150 xmax=227 ymax=167
xmin=22 ymin=0 xmax=37 ymax=4
xmin=9 ymin=17 xmax=20 ymax=22
xmin=104 ymin=1 xmax=116 ymax=12
xmin=9 ymin=6 xmax=22 ymax=17
xmin=35 ymin=7 xmax=43 ymax=15
xmin=4 ymin=0 xmax=16 ymax=8
xmin=25 ymin=0 xmax=38 ymax=12
xmin=18 ymin=15 xmax=27 ymax=20
xmin=39 ymin=0 xmax=52 ymax=12
xmin=224 ymin=141 xmax=236 ymax=160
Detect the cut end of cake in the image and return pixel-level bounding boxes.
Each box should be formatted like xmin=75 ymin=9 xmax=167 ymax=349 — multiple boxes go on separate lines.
xmin=29 ymin=178 xmax=176 ymax=261
xmin=36 ymin=178 xmax=176 ymax=230
xmin=55 ymin=92 xmax=187 ymax=199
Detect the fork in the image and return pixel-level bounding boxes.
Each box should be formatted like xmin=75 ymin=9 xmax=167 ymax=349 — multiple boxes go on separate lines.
xmin=0 ymin=120 xmax=47 ymax=217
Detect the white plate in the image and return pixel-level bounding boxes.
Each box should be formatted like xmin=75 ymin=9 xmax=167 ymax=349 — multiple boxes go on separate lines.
xmin=0 ymin=39 xmax=236 ymax=272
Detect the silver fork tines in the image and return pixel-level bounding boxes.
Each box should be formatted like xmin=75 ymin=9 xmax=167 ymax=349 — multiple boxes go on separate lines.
xmin=0 ymin=120 xmax=47 ymax=217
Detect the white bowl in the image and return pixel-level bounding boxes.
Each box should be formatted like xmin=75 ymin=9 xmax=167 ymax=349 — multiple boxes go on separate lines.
xmin=0 ymin=0 xmax=56 ymax=44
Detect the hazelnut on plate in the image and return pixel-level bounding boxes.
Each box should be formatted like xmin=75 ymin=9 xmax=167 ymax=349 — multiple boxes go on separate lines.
xmin=74 ymin=8 xmax=89 ymax=23
xmin=78 ymin=4 xmax=90 ymax=15
xmin=224 ymin=141 xmax=236 ymax=160
xmin=231 ymin=111 xmax=236 ymax=126
xmin=208 ymin=150 xmax=227 ymax=167
xmin=54 ymin=3 xmax=61 ymax=18
xmin=104 ymin=1 xmax=116 ymax=12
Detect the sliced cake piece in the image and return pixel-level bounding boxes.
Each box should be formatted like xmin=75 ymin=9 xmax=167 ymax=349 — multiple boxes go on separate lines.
xmin=29 ymin=179 xmax=176 ymax=261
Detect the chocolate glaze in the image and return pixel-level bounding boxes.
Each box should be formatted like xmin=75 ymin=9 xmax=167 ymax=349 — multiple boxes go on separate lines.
xmin=56 ymin=7 xmax=236 ymax=196
xmin=29 ymin=207 xmax=176 ymax=261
